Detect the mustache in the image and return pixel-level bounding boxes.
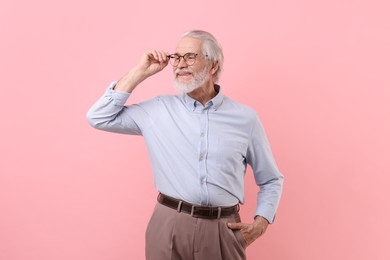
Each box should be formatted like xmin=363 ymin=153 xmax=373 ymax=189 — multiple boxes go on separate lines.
xmin=175 ymin=69 xmax=193 ymax=75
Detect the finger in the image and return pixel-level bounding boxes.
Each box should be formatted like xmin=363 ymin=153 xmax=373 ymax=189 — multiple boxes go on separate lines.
xmin=163 ymin=51 xmax=170 ymax=62
xmin=153 ymin=50 xmax=161 ymax=62
xmin=149 ymin=50 xmax=165 ymax=64
xmin=227 ymin=222 xmax=246 ymax=230
xmin=158 ymin=50 xmax=169 ymax=63
xmin=149 ymin=50 xmax=159 ymax=62
xmin=156 ymin=51 xmax=165 ymax=62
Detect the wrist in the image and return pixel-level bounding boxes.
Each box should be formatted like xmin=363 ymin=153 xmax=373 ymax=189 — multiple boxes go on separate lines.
xmin=128 ymin=66 xmax=148 ymax=83
xmin=115 ymin=68 xmax=146 ymax=93
xmin=254 ymin=215 xmax=270 ymax=225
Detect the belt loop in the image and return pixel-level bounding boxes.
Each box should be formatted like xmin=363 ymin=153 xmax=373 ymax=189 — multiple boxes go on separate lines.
xmin=177 ymin=201 xmax=183 ymax=212
xmin=217 ymin=207 xmax=221 ymax=219
xmin=191 ymin=205 xmax=195 ymax=217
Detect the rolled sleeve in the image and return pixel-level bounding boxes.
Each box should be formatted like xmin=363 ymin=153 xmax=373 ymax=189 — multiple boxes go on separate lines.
xmin=86 ymin=82 xmax=142 ymax=135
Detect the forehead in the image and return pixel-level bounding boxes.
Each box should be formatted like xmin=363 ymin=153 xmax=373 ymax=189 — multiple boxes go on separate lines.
xmin=175 ymin=37 xmax=203 ymax=54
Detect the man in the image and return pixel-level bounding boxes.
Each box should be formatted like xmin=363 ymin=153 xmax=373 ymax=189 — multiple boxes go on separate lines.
xmin=87 ymin=30 xmax=283 ymax=260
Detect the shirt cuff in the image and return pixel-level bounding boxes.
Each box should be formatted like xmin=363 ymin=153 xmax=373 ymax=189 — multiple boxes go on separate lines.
xmin=104 ymin=81 xmax=131 ymax=106
xmin=254 ymin=210 xmax=276 ymax=224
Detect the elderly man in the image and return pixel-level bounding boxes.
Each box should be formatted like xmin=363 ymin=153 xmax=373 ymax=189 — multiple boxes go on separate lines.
xmin=87 ymin=30 xmax=283 ymax=260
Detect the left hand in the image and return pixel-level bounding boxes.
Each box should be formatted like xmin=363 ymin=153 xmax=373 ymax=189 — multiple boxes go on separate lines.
xmin=227 ymin=216 xmax=269 ymax=247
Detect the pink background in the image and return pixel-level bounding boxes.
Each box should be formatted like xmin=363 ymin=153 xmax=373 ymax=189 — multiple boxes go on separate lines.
xmin=1 ymin=0 xmax=389 ymax=259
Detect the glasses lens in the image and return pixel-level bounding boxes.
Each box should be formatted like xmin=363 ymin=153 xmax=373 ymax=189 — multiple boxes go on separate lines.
xmin=184 ymin=53 xmax=197 ymax=65
xmin=169 ymin=55 xmax=180 ymax=66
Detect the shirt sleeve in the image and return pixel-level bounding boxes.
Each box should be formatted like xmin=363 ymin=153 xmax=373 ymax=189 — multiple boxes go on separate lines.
xmin=246 ymin=115 xmax=284 ymax=224
xmin=86 ymin=82 xmax=157 ymax=135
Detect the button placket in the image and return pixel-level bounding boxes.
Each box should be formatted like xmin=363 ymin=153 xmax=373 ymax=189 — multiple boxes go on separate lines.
xmin=198 ymin=108 xmax=210 ymax=204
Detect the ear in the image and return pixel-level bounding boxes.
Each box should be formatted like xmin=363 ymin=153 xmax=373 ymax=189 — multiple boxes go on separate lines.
xmin=210 ymin=61 xmax=219 ymax=75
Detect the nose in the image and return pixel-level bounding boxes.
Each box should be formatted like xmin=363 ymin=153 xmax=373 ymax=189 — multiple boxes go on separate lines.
xmin=176 ymin=56 xmax=188 ymax=68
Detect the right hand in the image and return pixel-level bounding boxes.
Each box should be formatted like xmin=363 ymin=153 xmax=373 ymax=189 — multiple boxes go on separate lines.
xmin=135 ymin=50 xmax=170 ymax=79
xmin=115 ymin=50 xmax=170 ymax=93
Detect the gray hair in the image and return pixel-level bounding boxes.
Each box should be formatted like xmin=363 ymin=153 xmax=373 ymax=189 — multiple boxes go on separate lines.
xmin=181 ymin=30 xmax=224 ymax=82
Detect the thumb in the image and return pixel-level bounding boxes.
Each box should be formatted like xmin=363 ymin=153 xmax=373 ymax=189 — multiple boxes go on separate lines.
xmin=227 ymin=222 xmax=245 ymax=230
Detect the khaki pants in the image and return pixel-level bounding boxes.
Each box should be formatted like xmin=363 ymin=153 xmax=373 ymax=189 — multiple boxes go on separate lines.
xmin=146 ymin=202 xmax=247 ymax=260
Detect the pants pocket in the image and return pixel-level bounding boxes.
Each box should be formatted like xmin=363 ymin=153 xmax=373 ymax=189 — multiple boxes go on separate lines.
xmin=233 ymin=229 xmax=247 ymax=249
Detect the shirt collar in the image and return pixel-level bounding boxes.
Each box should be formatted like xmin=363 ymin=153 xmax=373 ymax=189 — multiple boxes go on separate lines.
xmin=183 ymin=84 xmax=224 ymax=112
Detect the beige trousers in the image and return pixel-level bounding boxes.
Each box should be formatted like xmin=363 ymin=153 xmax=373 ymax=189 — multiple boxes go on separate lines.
xmin=145 ymin=202 xmax=247 ymax=260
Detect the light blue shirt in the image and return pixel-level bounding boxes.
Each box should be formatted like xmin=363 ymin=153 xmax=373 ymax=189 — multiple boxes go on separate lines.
xmin=87 ymin=82 xmax=283 ymax=223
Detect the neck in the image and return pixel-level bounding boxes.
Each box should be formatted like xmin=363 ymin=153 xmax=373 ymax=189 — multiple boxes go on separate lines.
xmin=188 ymin=80 xmax=217 ymax=106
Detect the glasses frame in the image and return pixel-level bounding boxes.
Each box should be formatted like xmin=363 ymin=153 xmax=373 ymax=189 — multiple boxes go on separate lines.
xmin=167 ymin=52 xmax=208 ymax=66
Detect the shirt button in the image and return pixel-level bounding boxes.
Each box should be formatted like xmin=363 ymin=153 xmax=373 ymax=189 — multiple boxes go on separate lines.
xmin=200 ymin=132 xmax=205 ymax=137
xmin=199 ymin=155 xmax=204 ymax=161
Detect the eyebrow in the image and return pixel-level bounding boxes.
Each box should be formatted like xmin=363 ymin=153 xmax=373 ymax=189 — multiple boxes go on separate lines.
xmin=171 ymin=52 xmax=196 ymax=56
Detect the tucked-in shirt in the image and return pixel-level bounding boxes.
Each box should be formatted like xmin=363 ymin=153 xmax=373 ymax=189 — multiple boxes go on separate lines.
xmin=87 ymin=82 xmax=283 ymax=223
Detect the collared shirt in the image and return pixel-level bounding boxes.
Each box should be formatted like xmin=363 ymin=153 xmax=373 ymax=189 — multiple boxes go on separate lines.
xmin=87 ymin=82 xmax=283 ymax=223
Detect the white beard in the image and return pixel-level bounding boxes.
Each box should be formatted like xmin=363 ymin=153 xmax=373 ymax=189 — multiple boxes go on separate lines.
xmin=174 ymin=66 xmax=209 ymax=93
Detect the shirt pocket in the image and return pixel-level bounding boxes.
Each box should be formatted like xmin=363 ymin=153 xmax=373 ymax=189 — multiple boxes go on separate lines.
xmin=210 ymin=138 xmax=247 ymax=172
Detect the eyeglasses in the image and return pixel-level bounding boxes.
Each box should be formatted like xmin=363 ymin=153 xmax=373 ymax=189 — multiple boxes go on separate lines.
xmin=167 ymin=52 xmax=208 ymax=66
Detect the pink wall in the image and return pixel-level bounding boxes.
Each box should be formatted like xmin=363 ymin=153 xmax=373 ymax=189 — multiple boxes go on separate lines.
xmin=1 ymin=0 xmax=389 ymax=259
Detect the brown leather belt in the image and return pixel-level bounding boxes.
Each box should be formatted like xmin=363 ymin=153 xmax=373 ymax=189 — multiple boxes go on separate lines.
xmin=157 ymin=193 xmax=239 ymax=219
